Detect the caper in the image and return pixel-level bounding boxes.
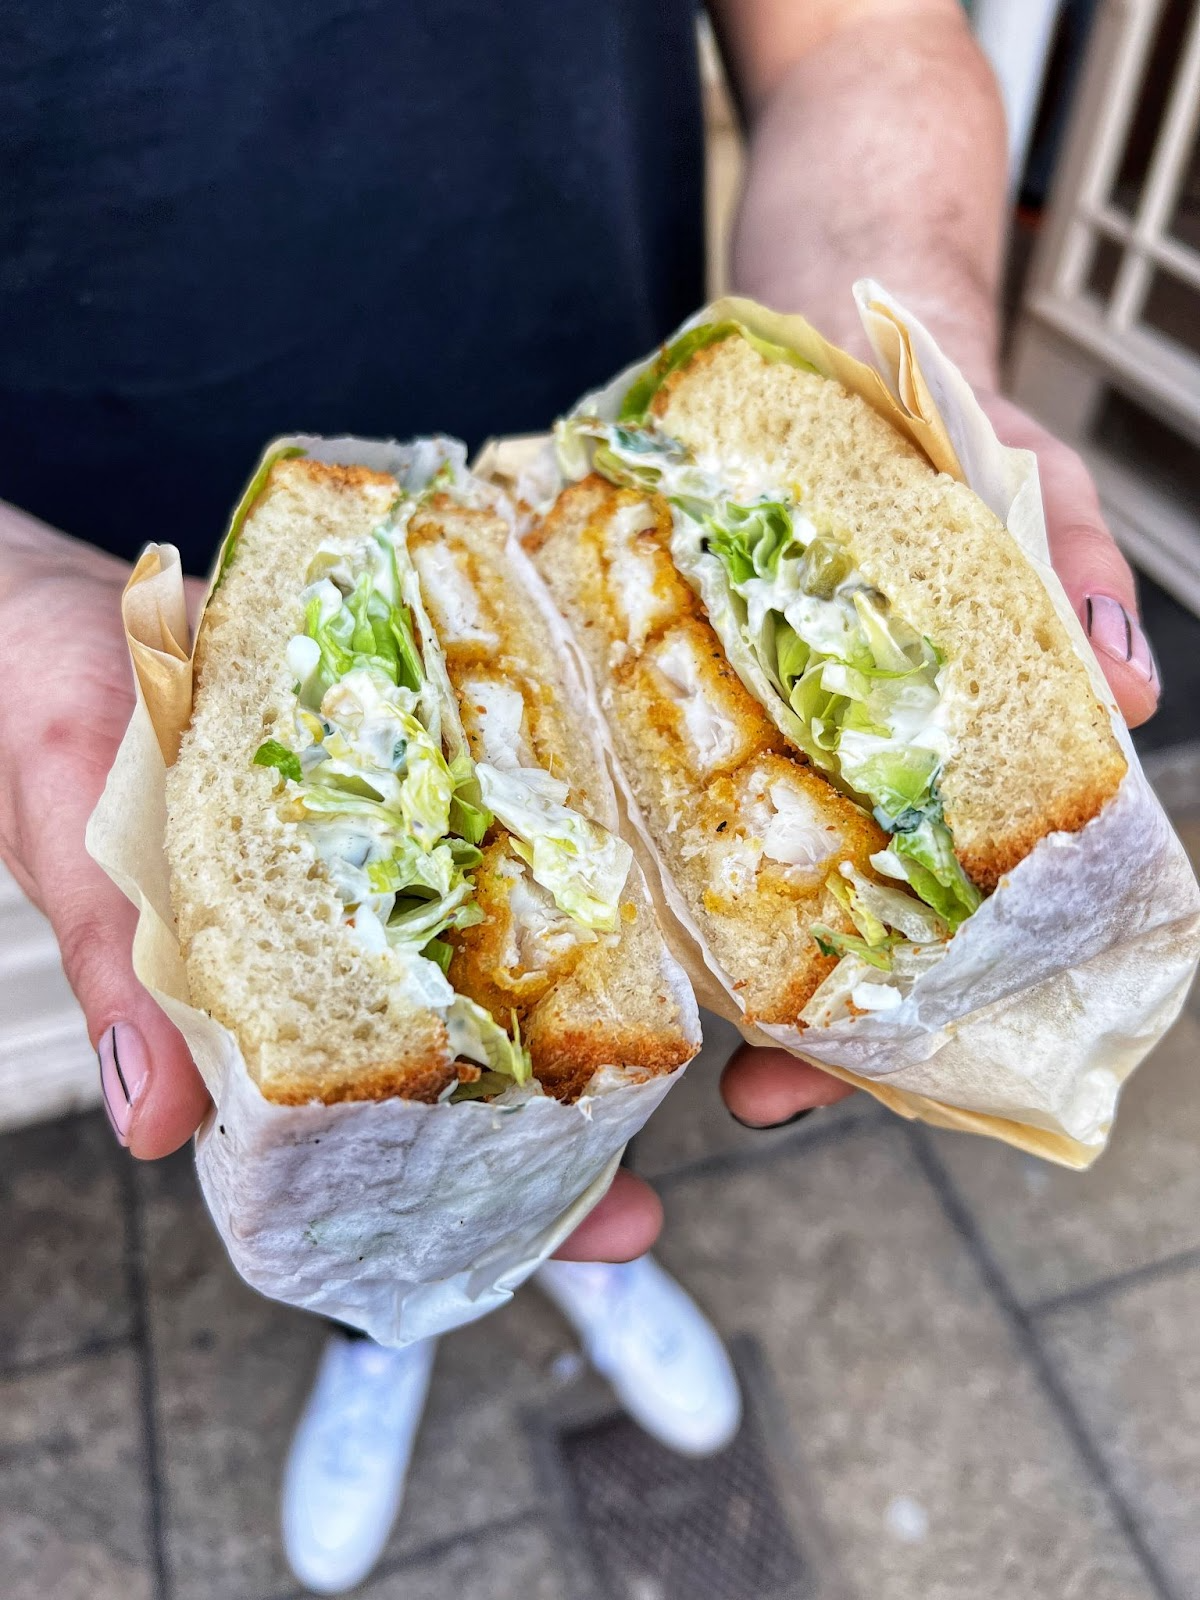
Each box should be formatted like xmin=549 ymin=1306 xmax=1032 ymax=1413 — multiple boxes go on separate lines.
xmin=799 ymin=537 xmax=853 ymax=600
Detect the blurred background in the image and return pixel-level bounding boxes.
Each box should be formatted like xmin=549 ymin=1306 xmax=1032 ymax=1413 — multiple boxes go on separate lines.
xmin=3 ymin=2 xmax=1199 ymax=1597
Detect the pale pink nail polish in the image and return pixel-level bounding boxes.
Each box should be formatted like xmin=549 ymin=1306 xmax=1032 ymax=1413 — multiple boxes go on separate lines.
xmin=98 ymin=1023 xmax=148 ymax=1145
xmin=1084 ymin=594 xmax=1160 ymax=690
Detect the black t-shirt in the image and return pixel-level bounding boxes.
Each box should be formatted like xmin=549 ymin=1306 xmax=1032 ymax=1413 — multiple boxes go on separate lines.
xmin=2 ymin=1 xmax=704 ymax=570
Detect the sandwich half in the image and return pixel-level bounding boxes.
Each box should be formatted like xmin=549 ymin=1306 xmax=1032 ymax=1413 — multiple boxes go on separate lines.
xmin=530 ymin=319 xmax=1127 ymax=1026
xmin=165 ymin=445 xmax=698 ymax=1105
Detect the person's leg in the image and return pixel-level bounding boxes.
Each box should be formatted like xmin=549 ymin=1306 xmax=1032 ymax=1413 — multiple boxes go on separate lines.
xmin=281 ymin=1323 xmax=437 ymax=1595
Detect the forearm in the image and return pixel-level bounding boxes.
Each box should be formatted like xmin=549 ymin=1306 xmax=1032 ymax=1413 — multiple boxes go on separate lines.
xmin=728 ymin=7 xmax=1007 ymax=390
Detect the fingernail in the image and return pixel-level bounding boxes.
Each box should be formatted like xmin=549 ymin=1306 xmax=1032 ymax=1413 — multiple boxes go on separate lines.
xmin=98 ymin=1023 xmax=148 ymax=1146
xmin=731 ymin=1108 xmax=814 ymax=1131
xmin=1084 ymin=595 xmax=1160 ymax=689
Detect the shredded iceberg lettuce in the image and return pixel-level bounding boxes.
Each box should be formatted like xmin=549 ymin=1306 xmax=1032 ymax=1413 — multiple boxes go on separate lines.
xmin=872 ymin=819 xmax=979 ymax=926
xmin=446 ymin=997 xmax=532 ymax=1087
xmin=448 ymin=1069 xmax=523 ymax=1103
xmin=292 ymin=548 xmax=423 ymax=714
xmin=253 ymin=738 xmax=302 ymax=784
xmin=475 ymin=764 xmax=632 ymax=932
xmin=281 ymin=656 xmax=491 ymax=969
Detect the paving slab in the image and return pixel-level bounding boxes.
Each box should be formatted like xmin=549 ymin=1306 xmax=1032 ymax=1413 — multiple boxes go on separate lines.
xmin=651 ymin=1123 xmax=1157 ymax=1600
xmin=631 ymin=1009 xmax=876 ymax=1182
xmin=138 ymin=1147 xmax=580 ymax=1599
xmin=0 ymin=1109 xmax=131 ymax=1369
xmin=0 ymin=1347 xmax=154 ymax=1600
xmin=1039 ymin=1265 xmax=1200 ymax=1600
xmin=350 ymin=1521 xmax=565 ymax=1600
xmin=527 ymin=1334 xmax=849 ymax=1600
xmin=932 ymin=1009 xmax=1200 ymax=1306
xmin=139 ymin=1147 xmax=317 ymax=1600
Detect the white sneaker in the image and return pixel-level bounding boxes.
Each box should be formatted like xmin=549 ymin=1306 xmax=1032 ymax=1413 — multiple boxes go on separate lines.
xmin=281 ymin=1333 xmax=437 ymax=1595
xmin=535 ymin=1255 xmax=741 ymax=1457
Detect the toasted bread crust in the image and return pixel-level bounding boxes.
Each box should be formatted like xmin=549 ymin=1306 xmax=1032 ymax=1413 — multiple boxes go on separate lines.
xmin=521 ymin=1021 xmax=694 ymax=1102
xmin=255 ymin=1057 xmax=459 ymax=1107
xmin=283 ymin=459 xmax=398 ymax=494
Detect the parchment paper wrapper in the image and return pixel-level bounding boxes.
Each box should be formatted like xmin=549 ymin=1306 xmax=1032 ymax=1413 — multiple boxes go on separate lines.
xmin=479 ymin=283 xmax=1200 ymax=1170
xmin=86 ymin=436 xmax=697 ymax=1346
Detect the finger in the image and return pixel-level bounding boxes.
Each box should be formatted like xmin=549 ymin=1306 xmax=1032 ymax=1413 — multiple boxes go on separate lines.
xmin=720 ymin=1045 xmax=854 ymax=1128
xmin=1048 ymin=523 xmax=1159 ymax=730
xmin=552 ymin=1167 xmax=663 ymax=1262
xmin=1034 ymin=447 xmax=1159 ymax=728
xmin=22 ymin=723 xmax=210 ymax=1159
xmin=981 ymin=397 xmax=1159 ymax=727
xmin=47 ymin=861 xmax=211 ymax=1158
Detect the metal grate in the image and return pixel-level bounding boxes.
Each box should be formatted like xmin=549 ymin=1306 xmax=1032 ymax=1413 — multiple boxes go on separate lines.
xmin=1012 ymin=0 xmax=1200 ymax=617
xmin=1041 ymin=0 xmax=1200 ymax=382
xmin=555 ymin=1408 xmax=809 ymax=1600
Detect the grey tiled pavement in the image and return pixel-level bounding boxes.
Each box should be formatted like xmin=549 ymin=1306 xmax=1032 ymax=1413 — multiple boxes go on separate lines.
xmin=1 ymin=1113 xmax=133 ymax=1368
xmin=1 ymin=1348 xmax=155 ymax=1600
xmin=1 ymin=776 xmax=1197 ymax=1600
xmin=1040 ymin=1270 xmax=1200 ymax=1600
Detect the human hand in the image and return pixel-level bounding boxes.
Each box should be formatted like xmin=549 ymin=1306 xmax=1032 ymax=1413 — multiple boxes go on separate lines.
xmin=0 ymin=509 xmax=211 ymax=1157
xmin=720 ymin=395 xmax=1161 ymax=1130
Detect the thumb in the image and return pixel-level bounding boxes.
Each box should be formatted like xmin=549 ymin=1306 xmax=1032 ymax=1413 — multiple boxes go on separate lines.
xmin=49 ymin=860 xmax=211 ymax=1159
xmin=24 ymin=753 xmax=210 ymax=1159
xmin=1042 ymin=517 xmax=1160 ymax=731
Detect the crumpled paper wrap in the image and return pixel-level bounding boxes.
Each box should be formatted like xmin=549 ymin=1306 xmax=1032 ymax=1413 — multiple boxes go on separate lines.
xmin=480 ymin=283 xmax=1200 ymax=1170
xmin=86 ymin=435 xmax=697 ymax=1346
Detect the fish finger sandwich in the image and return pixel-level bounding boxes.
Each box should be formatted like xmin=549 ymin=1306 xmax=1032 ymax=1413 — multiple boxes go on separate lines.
xmin=165 ymin=445 xmax=697 ymax=1107
xmin=531 ymin=317 xmax=1127 ymax=1028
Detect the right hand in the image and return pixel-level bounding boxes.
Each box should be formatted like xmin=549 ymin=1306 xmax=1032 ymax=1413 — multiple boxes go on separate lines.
xmin=0 ymin=506 xmax=210 ymax=1156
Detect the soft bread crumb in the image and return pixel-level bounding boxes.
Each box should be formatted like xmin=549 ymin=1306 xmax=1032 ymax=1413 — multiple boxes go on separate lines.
xmin=167 ymin=460 xmax=453 ymax=1104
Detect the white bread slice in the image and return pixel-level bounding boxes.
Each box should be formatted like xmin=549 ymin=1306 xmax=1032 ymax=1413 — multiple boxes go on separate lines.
xmin=166 ymin=460 xmax=451 ymax=1104
xmin=528 ymin=476 xmax=886 ymax=1026
xmin=650 ymin=335 xmax=1127 ymax=888
xmin=166 ymin=458 xmax=695 ymax=1106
